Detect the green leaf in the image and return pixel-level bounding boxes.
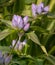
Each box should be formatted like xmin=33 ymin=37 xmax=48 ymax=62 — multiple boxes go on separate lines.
xmin=0 ymin=46 xmax=11 ymax=53
xmin=43 ymin=55 xmax=55 ymax=65
xmin=30 ymin=26 xmax=49 ymax=33
xmin=47 ymin=20 xmax=55 ymax=32
xmin=27 ymin=31 xmax=41 ymax=45
xmin=0 ymin=29 xmax=12 ymax=41
xmin=49 ymin=46 xmax=55 ymax=54
xmin=27 ymin=32 xmax=48 ymax=55
xmin=0 ymin=19 xmax=12 ymax=28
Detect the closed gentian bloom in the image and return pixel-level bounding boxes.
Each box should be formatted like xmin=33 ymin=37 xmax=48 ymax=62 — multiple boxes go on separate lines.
xmin=37 ymin=3 xmax=44 ymax=14
xmin=4 ymin=55 xmax=12 ymax=65
xmin=23 ymin=16 xmax=29 ymax=25
xmin=12 ymin=15 xmax=30 ymax=31
xmin=18 ymin=43 xmax=23 ymax=51
xmin=31 ymin=3 xmax=49 ymax=16
xmin=43 ymin=6 xmax=49 ymax=14
xmin=0 ymin=51 xmax=4 ymax=64
xmin=23 ymin=23 xmax=30 ymax=31
xmin=12 ymin=40 xmax=16 ymax=47
xmin=15 ymin=40 xmax=23 ymax=51
xmin=32 ymin=4 xmax=37 ymax=16
xmin=22 ymin=39 xmax=27 ymax=45
xmin=12 ymin=15 xmax=24 ymax=29
xmin=0 ymin=51 xmax=3 ymax=58
xmin=17 ymin=16 xmax=24 ymax=29
xmin=12 ymin=15 xmax=18 ymax=27
xmin=18 ymin=40 xmax=27 ymax=50
xmin=15 ymin=40 xmax=20 ymax=50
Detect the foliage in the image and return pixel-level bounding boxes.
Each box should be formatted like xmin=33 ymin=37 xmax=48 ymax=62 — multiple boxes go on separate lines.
xmin=0 ymin=0 xmax=55 ymax=65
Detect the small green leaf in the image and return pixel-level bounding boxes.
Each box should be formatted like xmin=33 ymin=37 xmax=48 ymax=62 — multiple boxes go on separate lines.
xmin=0 ymin=19 xmax=12 ymax=28
xmin=27 ymin=32 xmax=48 ymax=55
xmin=0 ymin=29 xmax=12 ymax=41
xmin=0 ymin=46 xmax=11 ymax=53
xmin=49 ymin=46 xmax=55 ymax=54
xmin=47 ymin=20 xmax=55 ymax=32
xmin=27 ymin=31 xmax=41 ymax=46
xmin=43 ymin=55 xmax=55 ymax=65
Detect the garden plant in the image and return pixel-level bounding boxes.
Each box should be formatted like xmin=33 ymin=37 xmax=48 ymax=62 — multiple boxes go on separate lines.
xmin=0 ymin=0 xmax=55 ymax=65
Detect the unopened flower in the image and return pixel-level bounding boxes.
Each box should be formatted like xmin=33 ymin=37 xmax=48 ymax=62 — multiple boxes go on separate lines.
xmin=23 ymin=16 xmax=29 ymax=25
xmin=37 ymin=3 xmax=44 ymax=14
xmin=31 ymin=3 xmax=49 ymax=16
xmin=0 ymin=51 xmax=4 ymax=64
xmin=23 ymin=23 xmax=30 ymax=31
xmin=4 ymin=53 xmax=12 ymax=65
xmin=12 ymin=15 xmax=24 ymax=29
xmin=12 ymin=15 xmax=30 ymax=31
xmin=12 ymin=39 xmax=27 ymax=51
xmin=12 ymin=40 xmax=16 ymax=47
xmin=32 ymin=4 xmax=37 ymax=16
xmin=0 ymin=51 xmax=12 ymax=65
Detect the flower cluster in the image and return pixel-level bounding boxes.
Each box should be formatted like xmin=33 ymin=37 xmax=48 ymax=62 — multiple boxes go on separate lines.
xmin=0 ymin=51 xmax=12 ymax=65
xmin=32 ymin=3 xmax=49 ymax=17
xmin=12 ymin=39 xmax=27 ymax=51
xmin=12 ymin=15 xmax=30 ymax=31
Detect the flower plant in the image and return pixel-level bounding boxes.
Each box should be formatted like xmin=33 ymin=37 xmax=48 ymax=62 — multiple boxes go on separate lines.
xmin=0 ymin=0 xmax=55 ymax=65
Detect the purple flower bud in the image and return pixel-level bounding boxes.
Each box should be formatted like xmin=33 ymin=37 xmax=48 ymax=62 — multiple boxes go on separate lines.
xmin=23 ymin=23 xmax=30 ymax=31
xmin=38 ymin=3 xmax=44 ymax=8
xmin=12 ymin=40 xmax=16 ymax=47
xmin=44 ymin=6 xmax=49 ymax=12
xmin=23 ymin=16 xmax=29 ymax=25
xmin=17 ymin=16 xmax=24 ymax=29
xmin=12 ymin=15 xmax=18 ymax=27
xmin=0 ymin=51 xmax=4 ymax=64
xmin=15 ymin=40 xmax=20 ymax=50
xmin=0 ymin=51 xmax=3 ymax=58
xmin=22 ymin=40 xmax=27 ymax=45
xmin=12 ymin=15 xmax=24 ymax=29
xmin=37 ymin=3 xmax=44 ymax=14
xmin=18 ymin=40 xmax=27 ymax=50
xmin=18 ymin=43 xmax=23 ymax=51
xmin=5 ymin=55 xmax=12 ymax=65
xmin=32 ymin=4 xmax=37 ymax=16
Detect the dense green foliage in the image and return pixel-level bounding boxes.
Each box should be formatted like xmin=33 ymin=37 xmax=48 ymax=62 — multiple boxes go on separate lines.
xmin=0 ymin=0 xmax=55 ymax=65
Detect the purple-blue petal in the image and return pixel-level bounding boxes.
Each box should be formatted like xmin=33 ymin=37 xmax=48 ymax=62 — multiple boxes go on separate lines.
xmin=5 ymin=55 xmax=12 ymax=65
xmin=15 ymin=40 xmax=20 ymax=49
xmin=12 ymin=15 xmax=18 ymax=27
xmin=23 ymin=23 xmax=30 ymax=31
xmin=38 ymin=3 xmax=44 ymax=8
xmin=18 ymin=43 xmax=23 ymax=50
xmin=32 ymin=4 xmax=37 ymax=16
xmin=44 ymin=6 xmax=49 ymax=12
xmin=17 ymin=16 xmax=24 ymax=29
xmin=23 ymin=16 xmax=29 ymax=25
xmin=0 ymin=51 xmax=3 ymax=58
xmin=37 ymin=3 xmax=44 ymax=14
xmin=22 ymin=39 xmax=27 ymax=45
xmin=12 ymin=40 xmax=16 ymax=47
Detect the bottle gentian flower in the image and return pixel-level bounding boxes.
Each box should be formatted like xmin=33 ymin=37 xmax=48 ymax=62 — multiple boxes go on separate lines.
xmin=0 ymin=51 xmax=4 ymax=64
xmin=12 ymin=39 xmax=27 ymax=51
xmin=31 ymin=3 xmax=49 ymax=16
xmin=32 ymin=4 xmax=37 ymax=16
xmin=12 ymin=15 xmax=30 ymax=31
xmin=12 ymin=15 xmax=24 ymax=29
xmin=4 ymin=54 xmax=12 ymax=65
